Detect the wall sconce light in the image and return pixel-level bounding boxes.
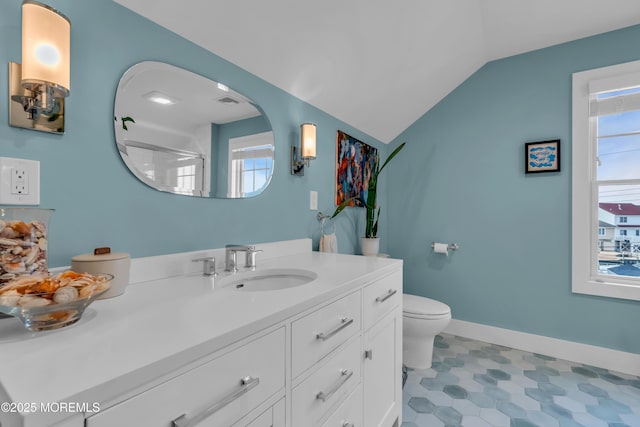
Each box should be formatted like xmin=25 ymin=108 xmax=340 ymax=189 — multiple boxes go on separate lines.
xmin=8 ymin=1 xmax=71 ymax=134
xmin=291 ymin=123 xmax=317 ymax=176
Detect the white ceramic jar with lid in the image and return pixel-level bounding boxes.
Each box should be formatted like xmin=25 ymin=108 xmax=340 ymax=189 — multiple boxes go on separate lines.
xmin=71 ymin=248 xmax=130 ymax=299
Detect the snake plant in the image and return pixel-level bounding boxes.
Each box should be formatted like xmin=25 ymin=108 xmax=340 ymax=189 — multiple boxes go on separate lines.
xmin=332 ymin=142 xmax=406 ymax=238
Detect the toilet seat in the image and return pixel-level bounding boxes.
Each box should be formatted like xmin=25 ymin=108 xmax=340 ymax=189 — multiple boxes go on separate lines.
xmin=403 ymin=294 xmax=451 ymax=319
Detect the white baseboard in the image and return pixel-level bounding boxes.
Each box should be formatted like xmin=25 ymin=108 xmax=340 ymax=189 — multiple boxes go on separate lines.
xmin=444 ymin=319 xmax=640 ymax=377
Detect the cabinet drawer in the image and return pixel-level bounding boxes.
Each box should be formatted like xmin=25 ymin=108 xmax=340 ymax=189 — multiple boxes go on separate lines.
xmin=235 ymin=398 xmax=284 ymax=427
xmin=363 ymin=271 xmax=401 ymax=330
xmin=320 ymin=386 xmax=362 ymax=427
xmin=292 ymin=291 xmax=361 ymax=378
xmin=87 ymin=328 xmax=285 ymax=427
xmin=292 ymin=337 xmax=361 ymax=427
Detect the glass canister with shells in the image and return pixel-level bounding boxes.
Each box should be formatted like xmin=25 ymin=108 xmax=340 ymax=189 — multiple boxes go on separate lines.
xmin=0 ymin=208 xmax=54 ymax=284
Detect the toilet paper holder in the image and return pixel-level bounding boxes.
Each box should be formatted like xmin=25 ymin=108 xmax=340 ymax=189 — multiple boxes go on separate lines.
xmin=431 ymin=242 xmax=459 ymax=251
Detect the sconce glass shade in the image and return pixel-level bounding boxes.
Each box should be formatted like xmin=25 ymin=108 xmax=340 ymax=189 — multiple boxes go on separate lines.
xmin=301 ymin=123 xmax=317 ymax=160
xmin=21 ymin=1 xmax=71 ymax=97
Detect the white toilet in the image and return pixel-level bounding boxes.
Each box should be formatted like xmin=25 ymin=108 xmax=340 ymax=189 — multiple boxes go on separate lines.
xmin=403 ymin=294 xmax=452 ymax=370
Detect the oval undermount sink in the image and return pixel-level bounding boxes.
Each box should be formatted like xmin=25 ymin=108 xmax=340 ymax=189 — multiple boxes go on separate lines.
xmin=218 ymin=268 xmax=317 ymax=292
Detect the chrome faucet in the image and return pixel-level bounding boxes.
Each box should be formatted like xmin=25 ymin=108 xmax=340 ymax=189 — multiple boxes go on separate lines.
xmin=225 ymin=244 xmax=262 ymax=272
xmin=192 ymin=256 xmax=216 ymax=276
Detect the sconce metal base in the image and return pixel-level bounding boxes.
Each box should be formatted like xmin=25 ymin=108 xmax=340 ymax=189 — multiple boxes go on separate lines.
xmin=8 ymin=62 xmax=65 ymax=134
xmin=291 ymin=146 xmax=305 ymax=176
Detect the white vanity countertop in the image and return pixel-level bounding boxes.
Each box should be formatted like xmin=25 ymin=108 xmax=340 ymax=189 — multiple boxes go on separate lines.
xmin=0 ymin=250 xmax=401 ymax=426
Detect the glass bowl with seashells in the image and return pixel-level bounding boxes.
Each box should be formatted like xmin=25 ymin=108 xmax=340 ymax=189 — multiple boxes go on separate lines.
xmin=0 ymin=271 xmax=112 ymax=331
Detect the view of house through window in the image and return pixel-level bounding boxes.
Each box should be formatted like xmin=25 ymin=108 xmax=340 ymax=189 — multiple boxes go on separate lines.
xmin=573 ymin=59 xmax=640 ymax=301
xmin=595 ymin=87 xmax=640 ymax=278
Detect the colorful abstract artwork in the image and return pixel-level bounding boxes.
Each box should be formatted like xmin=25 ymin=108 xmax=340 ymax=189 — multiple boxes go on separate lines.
xmin=336 ymin=130 xmax=378 ymax=207
xmin=525 ymin=139 xmax=560 ymax=173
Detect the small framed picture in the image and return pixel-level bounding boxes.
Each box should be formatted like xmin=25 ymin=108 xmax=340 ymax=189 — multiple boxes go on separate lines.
xmin=525 ymin=139 xmax=560 ymax=173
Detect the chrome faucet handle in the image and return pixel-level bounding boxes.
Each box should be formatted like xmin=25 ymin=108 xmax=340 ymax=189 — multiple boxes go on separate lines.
xmin=224 ymin=250 xmax=238 ymax=273
xmin=245 ymin=248 xmax=263 ymax=270
xmin=225 ymin=244 xmax=258 ymax=272
xmin=192 ymin=257 xmax=217 ymax=276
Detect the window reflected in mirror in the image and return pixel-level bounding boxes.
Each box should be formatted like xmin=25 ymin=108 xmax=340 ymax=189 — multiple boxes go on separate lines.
xmin=228 ymin=131 xmax=274 ymax=198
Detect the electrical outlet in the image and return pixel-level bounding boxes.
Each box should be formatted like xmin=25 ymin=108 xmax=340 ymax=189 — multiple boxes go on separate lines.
xmin=11 ymin=168 xmax=29 ymax=195
xmin=0 ymin=157 xmax=40 ymax=205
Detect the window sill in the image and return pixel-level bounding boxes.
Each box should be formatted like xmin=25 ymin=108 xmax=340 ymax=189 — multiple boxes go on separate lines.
xmin=572 ymin=279 xmax=640 ymax=301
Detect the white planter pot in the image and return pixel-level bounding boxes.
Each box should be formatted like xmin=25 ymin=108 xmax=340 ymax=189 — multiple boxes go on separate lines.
xmin=361 ymin=237 xmax=380 ymax=257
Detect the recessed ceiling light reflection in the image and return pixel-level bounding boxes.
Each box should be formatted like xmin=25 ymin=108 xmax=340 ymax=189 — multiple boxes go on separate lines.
xmin=143 ymin=90 xmax=178 ymax=105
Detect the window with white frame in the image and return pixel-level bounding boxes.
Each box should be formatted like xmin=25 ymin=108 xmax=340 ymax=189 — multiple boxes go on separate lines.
xmin=227 ymin=131 xmax=274 ymax=198
xmin=572 ymin=60 xmax=640 ymax=301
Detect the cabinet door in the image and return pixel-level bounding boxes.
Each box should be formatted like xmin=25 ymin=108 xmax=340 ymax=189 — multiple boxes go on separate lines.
xmin=363 ymin=311 xmax=401 ymax=427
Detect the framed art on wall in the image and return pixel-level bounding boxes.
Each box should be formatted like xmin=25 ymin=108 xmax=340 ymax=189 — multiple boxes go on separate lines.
xmin=525 ymin=139 xmax=560 ymax=173
xmin=336 ymin=130 xmax=378 ymax=207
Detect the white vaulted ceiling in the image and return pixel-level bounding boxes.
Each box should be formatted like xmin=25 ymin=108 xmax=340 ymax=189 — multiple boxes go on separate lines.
xmin=114 ymin=0 xmax=640 ymax=143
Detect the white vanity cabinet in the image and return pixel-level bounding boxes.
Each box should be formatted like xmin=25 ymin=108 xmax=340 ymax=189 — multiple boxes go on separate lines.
xmin=86 ymin=328 xmax=286 ymax=427
xmin=291 ymin=290 xmax=362 ymax=426
xmin=362 ymin=270 xmax=403 ymax=427
xmin=0 ymin=246 xmax=404 ymax=427
xmin=291 ymin=270 xmax=402 ymax=427
xmin=85 ymin=270 xmax=402 ymax=427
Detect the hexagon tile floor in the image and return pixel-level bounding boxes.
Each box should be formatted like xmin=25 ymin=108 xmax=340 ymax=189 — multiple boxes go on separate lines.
xmin=402 ymin=334 xmax=640 ymax=427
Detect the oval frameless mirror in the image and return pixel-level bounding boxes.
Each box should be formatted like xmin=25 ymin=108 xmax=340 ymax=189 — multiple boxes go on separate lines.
xmin=114 ymin=61 xmax=275 ymax=198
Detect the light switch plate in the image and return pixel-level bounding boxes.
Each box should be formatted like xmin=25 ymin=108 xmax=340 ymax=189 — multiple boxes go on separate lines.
xmin=0 ymin=157 xmax=40 ymax=205
xmin=310 ymin=190 xmax=318 ymax=210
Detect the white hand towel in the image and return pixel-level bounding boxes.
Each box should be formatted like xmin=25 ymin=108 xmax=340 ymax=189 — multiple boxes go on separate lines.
xmin=320 ymin=233 xmax=338 ymax=253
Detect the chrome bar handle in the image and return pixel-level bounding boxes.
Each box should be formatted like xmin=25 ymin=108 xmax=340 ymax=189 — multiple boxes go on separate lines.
xmin=172 ymin=376 xmax=259 ymax=427
xmin=342 ymin=422 xmax=354 ymax=427
xmin=316 ymin=369 xmax=353 ymax=402
xmin=375 ymin=289 xmax=397 ymax=303
xmin=316 ymin=317 xmax=354 ymax=341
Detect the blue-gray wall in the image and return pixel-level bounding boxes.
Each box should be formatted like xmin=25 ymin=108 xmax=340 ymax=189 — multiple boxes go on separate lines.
xmin=388 ymin=25 xmax=640 ymax=354
xmin=3 ymin=0 xmax=638 ymax=354
xmin=0 ymin=0 xmax=382 ymax=264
